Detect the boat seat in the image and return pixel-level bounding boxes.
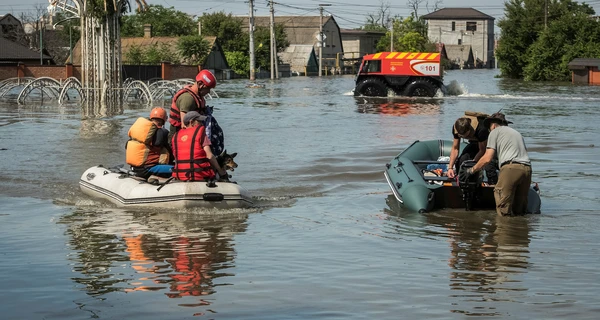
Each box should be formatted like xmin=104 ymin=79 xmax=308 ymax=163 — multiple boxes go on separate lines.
xmin=422 ymin=176 xmax=453 ymax=182
xmin=413 ymin=160 xmax=449 ymax=164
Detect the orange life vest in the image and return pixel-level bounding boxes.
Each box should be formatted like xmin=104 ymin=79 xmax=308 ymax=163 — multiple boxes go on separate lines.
xmin=169 ymin=86 xmax=206 ymax=129
xmin=126 ymin=117 xmax=170 ymax=167
xmin=171 ymin=125 xmax=215 ymax=181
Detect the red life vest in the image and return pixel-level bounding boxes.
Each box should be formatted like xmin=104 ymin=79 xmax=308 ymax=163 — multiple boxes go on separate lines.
xmin=169 ymin=86 xmax=206 ymax=129
xmin=171 ymin=125 xmax=215 ymax=181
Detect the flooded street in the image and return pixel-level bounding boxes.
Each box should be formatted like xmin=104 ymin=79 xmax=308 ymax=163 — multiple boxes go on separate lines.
xmin=1 ymin=69 xmax=599 ymax=319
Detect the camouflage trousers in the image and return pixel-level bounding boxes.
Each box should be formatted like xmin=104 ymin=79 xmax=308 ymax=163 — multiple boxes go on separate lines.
xmin=494 ymin=163 xmax=532 ymax=216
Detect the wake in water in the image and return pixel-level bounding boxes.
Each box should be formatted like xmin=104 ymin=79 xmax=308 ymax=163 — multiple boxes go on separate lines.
xmin=444 ymin=80 xmax=466 ymax=96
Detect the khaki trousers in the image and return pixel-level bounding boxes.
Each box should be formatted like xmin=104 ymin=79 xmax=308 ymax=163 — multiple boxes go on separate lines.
xmin=494 ymin=163 xmax=532 ymax=216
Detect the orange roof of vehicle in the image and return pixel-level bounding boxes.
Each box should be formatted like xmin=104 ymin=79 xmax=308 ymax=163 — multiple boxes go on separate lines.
xmin=363 ymin=52 xmax=440 ymax=61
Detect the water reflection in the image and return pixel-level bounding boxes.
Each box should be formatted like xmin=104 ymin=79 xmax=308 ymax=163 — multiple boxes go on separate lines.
xmin=385 ymin=195 xmax=534 ymax=316
xmin=354 ymin=97 xmax=441 ymax=116
xmin=58 ymin=208 xmax=248 ymax=309
xmin=81 ymin=101 xmax=124 ymax=119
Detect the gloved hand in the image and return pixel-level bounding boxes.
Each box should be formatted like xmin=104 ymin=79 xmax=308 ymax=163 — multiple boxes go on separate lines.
xmin=218 ymin=172 xmax=230 ymax=182
xmin=459 ymin=167 xmax=473 ymax=183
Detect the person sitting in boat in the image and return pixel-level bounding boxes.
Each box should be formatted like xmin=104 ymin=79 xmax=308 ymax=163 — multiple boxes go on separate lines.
xmin=168 ymin=69 xmax=225 ymax=157
xmin=447 ymin=111 xmax=500 ymax=184
xmin=125 ymin=107 xmax=173 ymax=179
xmin=171 ymin=111 xmax=229 ymax=182
xmin=461 ymin=112 xmax=532 ymax=216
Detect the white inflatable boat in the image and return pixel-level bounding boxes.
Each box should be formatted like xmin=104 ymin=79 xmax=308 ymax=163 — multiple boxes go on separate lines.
xmin=80 ymin=165 xmax=254 ymax=209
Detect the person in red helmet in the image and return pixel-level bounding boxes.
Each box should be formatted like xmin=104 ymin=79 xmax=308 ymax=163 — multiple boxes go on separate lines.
xmin=168 ymin=69 xmax=225 ymax=158
xmin=126 ymin=107 xmax=173 ymax=178
xmin=168 ymin=69 xmax=216 ymax=136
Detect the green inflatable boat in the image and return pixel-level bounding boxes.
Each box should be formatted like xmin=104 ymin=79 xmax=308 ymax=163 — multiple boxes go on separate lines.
xmin=384 ymin=139 xmax=541 ymax=213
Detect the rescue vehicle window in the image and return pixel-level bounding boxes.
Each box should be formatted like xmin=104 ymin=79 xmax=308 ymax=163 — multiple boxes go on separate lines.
xmin=466 ymin=22 xmax=477 ymax=32
xmin=363 ymin=60 xmax=381 ymax=73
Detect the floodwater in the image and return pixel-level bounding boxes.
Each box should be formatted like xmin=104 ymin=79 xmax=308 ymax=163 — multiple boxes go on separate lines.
xmin=1 ymin=69 xmax=599 ymax=319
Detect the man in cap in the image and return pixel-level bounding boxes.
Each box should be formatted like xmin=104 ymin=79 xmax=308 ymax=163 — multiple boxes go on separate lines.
xmin=171 ymin=111 xmax=229 ymax=182
xmin=461 ymin=112 xmax=532 ymax=216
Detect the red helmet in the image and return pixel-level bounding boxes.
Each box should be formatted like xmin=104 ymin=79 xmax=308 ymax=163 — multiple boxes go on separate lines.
xmin=196 ymin=69 xmax=217 ymax=89
xmin=149 ymin=107 xmax=167 ymax=121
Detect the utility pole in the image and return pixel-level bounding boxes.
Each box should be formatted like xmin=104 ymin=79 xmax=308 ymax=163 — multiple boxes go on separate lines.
xmin=390 ymin=19 xmax=394 ymax=52
xmin=270 ymin=0 xmax=275 ymax=79
xmin=249 ymin=0 xmax=256 ymax=81
xmin=318 ymin=4 xmax=331 ymax=77
xmin=39 ymin=16 xmax=43 ymax=65
xmin=544 ymin=0 xmax=548 ymax=30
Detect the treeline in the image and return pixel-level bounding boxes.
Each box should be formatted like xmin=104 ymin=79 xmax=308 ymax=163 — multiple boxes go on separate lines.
xmin=120 ymin=6 xmax=288 ymax=76
xmin=496 ymin=0 xmax=600 ymax=81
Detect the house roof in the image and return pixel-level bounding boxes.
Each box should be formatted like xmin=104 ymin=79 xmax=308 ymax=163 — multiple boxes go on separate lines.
xmin=422 ymin=8 xmax=494 ymax=20
xmin=340 ymin=28 xmax=386 ymax=36
xmin=278 ymin=44 xmax=317 ymax=71
xmin=0 ymin=36 xmax=51 ymax=61
xmin=444 ymin=44 xmax=473 ymax=62
xmin=239 ymin=16 xmax=339 ymax=45
xmin=71 ymin=36 xmax=218 ymax=64
xmin=568 ymin=58 xmax=600 ymax=70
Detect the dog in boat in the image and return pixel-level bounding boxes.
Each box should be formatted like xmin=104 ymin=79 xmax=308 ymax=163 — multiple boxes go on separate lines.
xmin=217 ymin=150 xmax=238 ymax=172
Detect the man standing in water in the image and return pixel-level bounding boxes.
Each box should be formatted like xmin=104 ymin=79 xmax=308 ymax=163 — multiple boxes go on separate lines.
xmin=461 ymin=113 xmax=532 ymax=216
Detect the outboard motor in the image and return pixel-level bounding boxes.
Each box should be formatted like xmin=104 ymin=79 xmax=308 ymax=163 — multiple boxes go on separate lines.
xmin=458 ymin=160 xmax=483 ymax=211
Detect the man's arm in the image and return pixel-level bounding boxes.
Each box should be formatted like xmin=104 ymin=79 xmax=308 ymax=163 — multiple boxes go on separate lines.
xmin=152 ymin=128 xmax=169 ymax=147
xmin=473 ymin=140 xmax=487 ymax=162
xmin=204 ymin=145 xmax=227 ymax=177
xmin=447 ymin=138 xmax=460 ymax=178
xmin=176 ymin=93 xmax=196 ymax=129
xmin=471 ymin=148 xmax=495 ymax=173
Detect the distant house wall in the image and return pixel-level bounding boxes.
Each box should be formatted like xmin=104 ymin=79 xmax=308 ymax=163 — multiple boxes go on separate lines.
xmin=0 ymin=66 xmax=17 ymax=79
xmin=341 ymin=31 xmax=384 ymax=57
xmin=320 ymin=19 xmax=343 ymax=69
xmin=427 ymin=19 xmax=495 ymax=68
xmin=169 ymin=64 xmax=199 ymax=80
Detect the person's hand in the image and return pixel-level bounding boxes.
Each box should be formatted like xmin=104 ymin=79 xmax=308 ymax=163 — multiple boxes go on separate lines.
xmin=459 ymin=168 xmax=473 ymax=182
xmin=218 ymin=172 xmax=230 ymax=182
xmin=447 ymin=168 xmax=456 ymax=178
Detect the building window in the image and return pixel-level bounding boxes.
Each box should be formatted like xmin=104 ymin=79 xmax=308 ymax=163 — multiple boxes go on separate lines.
xmin=452 ymin=21 xmax=455 ymax=31
xmin=466 ymin=22 xmax=477 ymax=32
xmin=458 ymin=39 xmax=462 ymax=45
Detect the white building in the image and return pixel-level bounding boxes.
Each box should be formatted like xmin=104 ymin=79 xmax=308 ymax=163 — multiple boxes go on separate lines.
xmin=422 ymin=8 xmax=495 ymax=68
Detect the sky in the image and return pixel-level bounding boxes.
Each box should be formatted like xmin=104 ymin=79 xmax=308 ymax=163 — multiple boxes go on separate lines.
xmin=4 ymin=0 xmax=600 ymax=31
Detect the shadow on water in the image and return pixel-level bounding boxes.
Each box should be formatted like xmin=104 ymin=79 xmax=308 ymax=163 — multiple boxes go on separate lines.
xmin=58 ymin=207 xmax=249 ymax=312
xmin=384 ymin=194 xmax=537 ymax=316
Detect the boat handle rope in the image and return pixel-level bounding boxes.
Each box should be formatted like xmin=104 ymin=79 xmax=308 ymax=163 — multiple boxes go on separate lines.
xmin=156 ymin=177 xmax=174 ymax=191
xmin=395 ymin=161 xmax=413 ymax=183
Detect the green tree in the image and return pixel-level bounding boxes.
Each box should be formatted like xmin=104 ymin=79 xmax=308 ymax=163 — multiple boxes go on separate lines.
xmin=177 ymin=35 xmax=211 ymax=65
xmin=199 ymin=11 xmax=246 ymax=52
xmin=121 ymin=5 xmax=196 ymax=37
xmin=125 ymin=44 xmax=144 ymax=64
xmin=497 ymin=0 xmax=598 ymax=80
xmin=376 ymin=16 xmax=429 ymax=52
xmin=252 ymin=24 xmax=289 ymax=71
xmin=225 ymin=51 xmax=250 ymax=76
